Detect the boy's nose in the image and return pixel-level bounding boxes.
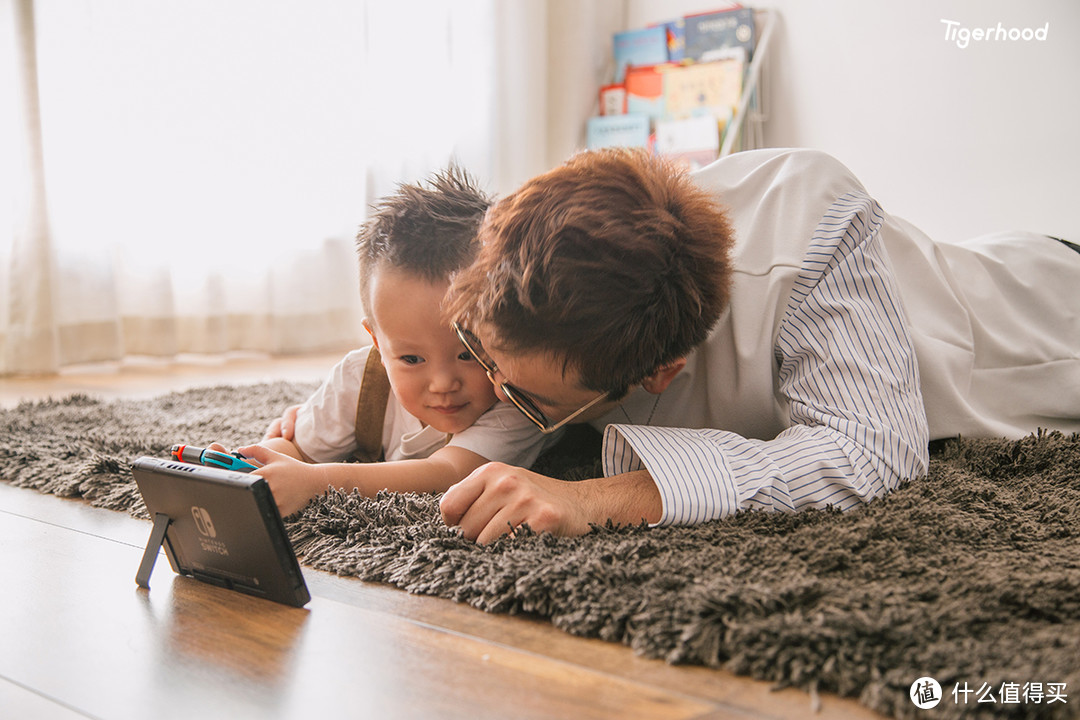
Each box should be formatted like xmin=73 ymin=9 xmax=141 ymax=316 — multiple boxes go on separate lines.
xmin=429 ymin=369 xmax=463 ymax=394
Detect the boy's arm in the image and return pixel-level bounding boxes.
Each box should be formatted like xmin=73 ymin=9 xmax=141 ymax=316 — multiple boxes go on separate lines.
xmin=260 ymin=436 xmax=313 ymax=463
xmin=236 ymin=443 xmax=489 ymax=517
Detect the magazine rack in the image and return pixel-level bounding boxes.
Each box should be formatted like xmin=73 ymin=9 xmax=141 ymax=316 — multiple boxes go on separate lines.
xmin=720 ymin=7 xmax=775 ymax=157
xmin=590 ymin=8 xmax=778 ymax=161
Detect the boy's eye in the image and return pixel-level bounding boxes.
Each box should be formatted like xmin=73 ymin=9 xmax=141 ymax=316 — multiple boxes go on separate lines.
xmin=400 ymin=355 xmax=423 ymax=365
xmin=458 ymin=351 xmax=476 ymax=362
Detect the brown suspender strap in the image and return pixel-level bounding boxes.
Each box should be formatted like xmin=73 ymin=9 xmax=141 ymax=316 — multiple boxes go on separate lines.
xmin=352 ymin=346 xmax=391 ymax=463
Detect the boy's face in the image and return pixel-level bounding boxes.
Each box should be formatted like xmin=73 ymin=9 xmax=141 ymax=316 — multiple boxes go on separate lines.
xmin=367 ymin=268 xmax=498 ymax=434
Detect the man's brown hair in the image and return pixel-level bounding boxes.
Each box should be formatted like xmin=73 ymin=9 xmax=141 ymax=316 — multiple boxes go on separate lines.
xmin=356 ymin=165 xmax=491 ymax=316
xmin=447 ymin=148 xmax=735 ymax=398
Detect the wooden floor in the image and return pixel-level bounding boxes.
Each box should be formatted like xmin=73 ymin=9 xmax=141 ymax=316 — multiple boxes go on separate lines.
xmin=0 ymin=354 xmax=885 ymax=720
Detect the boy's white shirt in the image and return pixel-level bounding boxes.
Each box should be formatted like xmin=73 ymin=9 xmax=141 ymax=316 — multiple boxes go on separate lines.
xmin=293 ymin=345 xmax=557 ymax=467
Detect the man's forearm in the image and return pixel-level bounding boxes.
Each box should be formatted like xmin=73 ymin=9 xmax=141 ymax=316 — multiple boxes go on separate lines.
xmin=579 ymin=469 xmax=662 ymax=528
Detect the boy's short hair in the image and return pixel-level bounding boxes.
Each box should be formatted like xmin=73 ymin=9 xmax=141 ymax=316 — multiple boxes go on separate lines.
xmin=356 ymin=165 xmax=492 ymax=316
xmin=446 ymin=148 xmax=735 ymax=399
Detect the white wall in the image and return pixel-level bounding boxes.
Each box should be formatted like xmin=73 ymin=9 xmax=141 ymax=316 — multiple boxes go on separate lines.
xmin=621 ymin=0 xmax=1079 ymax=243
xmin=544 ymin=0 xmax=627 ymax=172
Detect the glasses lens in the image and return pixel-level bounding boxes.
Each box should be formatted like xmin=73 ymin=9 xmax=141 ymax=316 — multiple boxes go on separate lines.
xmin=454 ymin=324 xmax=494 ymax=374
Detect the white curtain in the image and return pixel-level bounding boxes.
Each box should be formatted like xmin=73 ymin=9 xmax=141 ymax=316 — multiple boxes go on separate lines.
xmin=1 ymin=0 xmax=551 ymax=375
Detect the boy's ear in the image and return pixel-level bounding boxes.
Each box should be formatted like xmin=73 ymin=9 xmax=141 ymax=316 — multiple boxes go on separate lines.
xmin=641 ymin=358 xmax=687 ymax=394
xmin=361 ymin=318 xmax=379 ymax=350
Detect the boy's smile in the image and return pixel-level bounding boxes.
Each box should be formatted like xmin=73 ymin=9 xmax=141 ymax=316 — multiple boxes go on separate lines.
xmin=429 ymin=402 xmax=470 ymax=415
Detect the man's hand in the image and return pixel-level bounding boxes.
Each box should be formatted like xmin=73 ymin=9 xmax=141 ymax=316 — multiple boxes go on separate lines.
xmin=263 ymin=404 xmax=302 ymax=441
xmin=439 ymin=463 xmax=595 ymax=544
xmin=441 ymin=464 xmax=665 ymax=544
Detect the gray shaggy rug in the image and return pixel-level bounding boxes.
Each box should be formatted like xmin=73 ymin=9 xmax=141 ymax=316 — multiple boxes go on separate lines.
xmin=1 ymin=382 xmax=1078 ymax=720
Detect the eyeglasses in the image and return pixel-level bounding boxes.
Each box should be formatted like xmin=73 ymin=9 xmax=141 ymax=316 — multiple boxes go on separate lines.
xmin=453 ymin=322 xmax=608 ymax=434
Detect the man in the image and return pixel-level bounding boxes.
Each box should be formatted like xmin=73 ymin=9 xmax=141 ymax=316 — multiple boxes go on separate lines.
xmin=440 ymin=147 xmax=1080 ymax=543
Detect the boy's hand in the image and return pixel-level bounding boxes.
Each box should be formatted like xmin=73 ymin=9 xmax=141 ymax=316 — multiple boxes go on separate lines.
xmin=237 ymin=443 xmax=326 ymax=517
xmin=263 ymin=404 xmax=302 ymax=441
xmin=206 ymin=442 xmax=254 ymax=462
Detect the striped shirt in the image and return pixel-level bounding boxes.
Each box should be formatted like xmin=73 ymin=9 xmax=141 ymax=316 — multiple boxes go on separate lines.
xmin=593 ymin=150 xmax=931 ymax=526
xmin=593 ymin=149 xmax=1078 ymax=526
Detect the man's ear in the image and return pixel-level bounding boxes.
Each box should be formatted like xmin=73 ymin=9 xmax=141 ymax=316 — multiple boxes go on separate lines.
xmin=641 ymin=358 xmax=687 ymax=394
xmin=361 ymin=318 xmax=379 ymax=350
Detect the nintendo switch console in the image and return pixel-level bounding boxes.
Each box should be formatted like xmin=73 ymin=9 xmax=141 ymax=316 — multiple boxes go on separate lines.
xmin=131 ymin=456 xmax=310 ymax=607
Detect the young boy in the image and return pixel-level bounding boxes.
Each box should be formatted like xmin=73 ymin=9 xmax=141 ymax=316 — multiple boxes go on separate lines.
xmin=230 ymin=167 xmax=555 ymax=517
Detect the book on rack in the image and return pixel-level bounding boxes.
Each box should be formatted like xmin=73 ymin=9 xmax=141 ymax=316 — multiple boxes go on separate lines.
xmin=655 ymin=115 xmax=723 ymax=170
xmin=587 ymin=114 xmax=651 ymax=150
xmin=613 ymin=26 xmax=669 ymax=83
xmin=651 ymin=18 xmax=686 ymax=63
xmin=598 ymin=84 xmax=627 ymax=116
xmin=662 ymin=51 xmax=745 ymax=121
xmin=625 ymin=63 xmax=675 ymax=122
xmin=684 ymin=6 xmax=756 ymax=62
